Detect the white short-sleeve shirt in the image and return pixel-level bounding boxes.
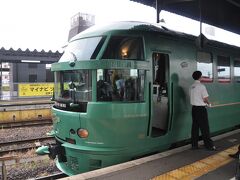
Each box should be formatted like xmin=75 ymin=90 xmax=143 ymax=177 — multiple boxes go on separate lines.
xmin=189 ymin=80 xmax=209 ymax=106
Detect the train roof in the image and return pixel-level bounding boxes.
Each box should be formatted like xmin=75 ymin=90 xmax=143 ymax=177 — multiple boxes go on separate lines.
xmin=71 ymin=21 xmax=191 ymax=39
xmin=70 ymin=21 xmax=240 ymax=53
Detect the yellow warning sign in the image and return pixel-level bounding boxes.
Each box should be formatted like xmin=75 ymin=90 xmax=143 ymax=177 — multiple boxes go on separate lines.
xmin=19 ymin=83 xmax=54 ymax=96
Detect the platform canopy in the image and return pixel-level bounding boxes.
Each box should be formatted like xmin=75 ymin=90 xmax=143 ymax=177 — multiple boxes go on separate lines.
xmin=130 ymin=0 xmax=240 ymax=35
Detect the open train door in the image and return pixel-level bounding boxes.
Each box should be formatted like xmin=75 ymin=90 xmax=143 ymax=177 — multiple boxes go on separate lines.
xmin=151 ymin=52 xmax=169 ymax=137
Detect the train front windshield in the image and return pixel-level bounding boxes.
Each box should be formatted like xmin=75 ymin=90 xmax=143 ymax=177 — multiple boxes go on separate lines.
xmin=54 ymin=70 xmax=92 ymax=103
xmin=59 ymin=36 xmax=104 ymax=62
xmin=53 ymin=35 xmax=145 ymax=104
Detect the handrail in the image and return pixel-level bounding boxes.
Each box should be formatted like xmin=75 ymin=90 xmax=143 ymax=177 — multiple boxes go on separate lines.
xmin=211 ymin=102 xmax=240 ymax=108
xmin=168 ymin=82 xmax=174 ymax=131
xmin=147 ymin=82 xmax=151 ymax=136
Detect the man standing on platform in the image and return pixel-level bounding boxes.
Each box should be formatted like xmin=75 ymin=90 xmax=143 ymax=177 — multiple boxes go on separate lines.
xmin=189 ymin=71 xmax=216 ymax=151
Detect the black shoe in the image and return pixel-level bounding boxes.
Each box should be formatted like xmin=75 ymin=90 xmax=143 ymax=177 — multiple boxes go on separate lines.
xmin=229 ymin=153 xmax=239 ymax=159
xmin=206 ymin=146 xmax=217 ymax=151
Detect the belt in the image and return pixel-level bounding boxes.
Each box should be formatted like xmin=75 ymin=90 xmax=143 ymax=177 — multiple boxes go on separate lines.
xmin=192 ymin=105 xmax=206 ymax=107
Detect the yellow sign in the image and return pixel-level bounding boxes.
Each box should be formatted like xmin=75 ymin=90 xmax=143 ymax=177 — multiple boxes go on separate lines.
xmin=19 ymin=83 xmax=54 ymax=97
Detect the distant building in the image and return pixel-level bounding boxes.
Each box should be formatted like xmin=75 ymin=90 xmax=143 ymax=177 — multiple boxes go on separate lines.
xmin=0 ymin=48 xmax=62 ymax=99
xmin=68 ymin=13 xmax=95 ymax=41
xmin=11 ymin=63 xmax=53 ymax=83
xmin=0 ymin=63 xmax=10 ymax=84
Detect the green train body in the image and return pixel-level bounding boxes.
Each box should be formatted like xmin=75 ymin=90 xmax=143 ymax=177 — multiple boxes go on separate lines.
xmin=47 ymin=21 xmax=240 ymax=175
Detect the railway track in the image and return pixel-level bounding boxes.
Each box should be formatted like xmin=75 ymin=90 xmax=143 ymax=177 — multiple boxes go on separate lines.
xmin=0 ymin=155 xmax=61 ymax=180
xmin=0 ymin=119 xmax=52 ymax=129
xmin=0 ymin=136 xmax=55 ymax=155
xmin=35 ymin=172 xmax=67 ymax=180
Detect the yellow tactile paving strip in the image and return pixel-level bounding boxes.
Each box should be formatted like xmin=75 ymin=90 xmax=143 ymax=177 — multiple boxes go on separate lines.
xmin=151 ymin=145 xmax=238 ymax=180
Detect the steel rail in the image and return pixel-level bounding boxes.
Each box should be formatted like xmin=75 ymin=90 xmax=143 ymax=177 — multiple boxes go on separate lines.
xmin=0 ymin=137 xmax=55 ymax=155
xmin=35 ymin=172 xmax=67 ymax=180
xmin=0 ymin=119 xmax=52 ymax=129
xmin=0 ymin=136 xmax=54 ymax=146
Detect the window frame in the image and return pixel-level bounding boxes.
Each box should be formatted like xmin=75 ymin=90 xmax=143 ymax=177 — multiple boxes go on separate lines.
xmin=233 ymin=58 xmax=240 ymax=83
xmin=101 ymin=35 xmax=145 ymax=61
xmin=54 ymin=70 xmax=92 ymax=103
xmin=217 ymin=55 xmax=231 ymax=83
xmin=96 ymin=68 xmax=145 ymax=102
xmin=196 ymin=51 xmax=213 ymax=83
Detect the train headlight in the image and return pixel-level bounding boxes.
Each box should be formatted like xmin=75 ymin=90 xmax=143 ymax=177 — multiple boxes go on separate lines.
xmin=77 ymin=129 xmax=89 ymax=138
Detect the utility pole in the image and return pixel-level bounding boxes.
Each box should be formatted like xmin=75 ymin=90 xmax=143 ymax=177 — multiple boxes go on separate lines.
xmin=156 ymin=0 xmax=162 ymax=23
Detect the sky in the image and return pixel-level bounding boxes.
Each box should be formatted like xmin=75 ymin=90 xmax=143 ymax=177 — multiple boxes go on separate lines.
xmin=0 ymin=0 xmax=154 ymax=51
xmin=0 ymin=0 xmax=240 ymax=52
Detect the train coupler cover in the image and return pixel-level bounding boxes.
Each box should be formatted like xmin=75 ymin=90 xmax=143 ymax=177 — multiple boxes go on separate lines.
xmin=36 ymin=145 xmax=50 ymax=155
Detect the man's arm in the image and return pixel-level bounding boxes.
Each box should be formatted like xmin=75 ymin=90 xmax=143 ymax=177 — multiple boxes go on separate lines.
xmin=203 ymin=96 xmax=210 ymax=106
xmin=202 ymin=85 xmax=210 ymax=106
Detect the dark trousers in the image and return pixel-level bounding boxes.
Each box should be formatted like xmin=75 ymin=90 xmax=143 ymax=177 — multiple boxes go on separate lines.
xmin=191 ymin=106 xmax=213 ymax=148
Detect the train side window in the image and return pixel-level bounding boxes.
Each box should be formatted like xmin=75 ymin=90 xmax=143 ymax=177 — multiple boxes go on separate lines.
xmin=234 ymin=59 xmax=240 ymax=83
xmin=217 ymin=56 xmax=230 ymax=83
xmin=197 ymin=52 xmax=213 ymax=82
xmin=96 ymin=69 xmax=145 ymax=102
xmin=102 ymin=36 xmax=144 ymax=60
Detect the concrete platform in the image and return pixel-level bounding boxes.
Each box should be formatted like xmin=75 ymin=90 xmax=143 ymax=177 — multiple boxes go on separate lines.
xmin=0 ymin=97 xmax=53 ymax=123
xmin=61 ymin=129 xmax=240 ymax=180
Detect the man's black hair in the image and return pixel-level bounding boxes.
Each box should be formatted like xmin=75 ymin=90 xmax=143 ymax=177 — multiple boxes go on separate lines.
xmin=192 ymin=71 xmax=202 ymax=80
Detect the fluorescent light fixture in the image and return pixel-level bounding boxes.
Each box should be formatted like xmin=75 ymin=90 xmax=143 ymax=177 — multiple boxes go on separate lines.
xmin=21 ymin=60 xmax=40 ymax=63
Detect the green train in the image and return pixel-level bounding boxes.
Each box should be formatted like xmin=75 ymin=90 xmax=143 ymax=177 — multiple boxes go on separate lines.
xmin=36 ymin=21 xmax=240 ymax=175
